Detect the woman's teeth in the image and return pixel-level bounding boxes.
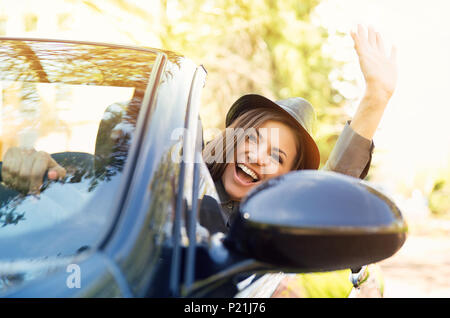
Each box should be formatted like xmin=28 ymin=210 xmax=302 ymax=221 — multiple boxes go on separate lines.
xmin=237 ymin=164 xmax=259 ymax=181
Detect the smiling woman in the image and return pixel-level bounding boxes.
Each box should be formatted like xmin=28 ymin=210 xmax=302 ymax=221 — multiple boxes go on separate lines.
xmin=204 ymin=106 xmax=307 ymax=201
xmin=198 ymin=26 xmax=397 ymax=237
xmin=201 ymin=92 xmax=375 ymax=231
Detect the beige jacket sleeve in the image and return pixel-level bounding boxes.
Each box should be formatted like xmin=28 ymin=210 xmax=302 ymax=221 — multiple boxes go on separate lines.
xmin=322 ymin=121 xmax=374 ymax=179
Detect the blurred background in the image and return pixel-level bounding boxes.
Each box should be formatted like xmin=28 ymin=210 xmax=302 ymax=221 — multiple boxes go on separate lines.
xmin=0 ymin=0 xmax=449 ymax=297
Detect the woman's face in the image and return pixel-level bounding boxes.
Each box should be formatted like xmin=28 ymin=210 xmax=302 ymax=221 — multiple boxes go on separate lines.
xmin=221 ymin=120 xmax=299 ymax=201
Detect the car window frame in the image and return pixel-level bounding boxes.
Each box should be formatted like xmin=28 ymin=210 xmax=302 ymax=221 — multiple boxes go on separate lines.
xmin=96 ymin=54 xmax=200 ymax=297
xmin=169 ymin=65 xmax=207 ymax=296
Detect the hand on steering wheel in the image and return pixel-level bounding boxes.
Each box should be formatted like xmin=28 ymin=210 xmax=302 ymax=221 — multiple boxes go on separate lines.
xmin=1 ymin=147 xmax=66 ymax=195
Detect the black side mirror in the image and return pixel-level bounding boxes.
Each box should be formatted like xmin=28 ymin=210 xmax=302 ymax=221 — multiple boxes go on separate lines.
xmin=224 ymin=170 xmax=407 ymax=273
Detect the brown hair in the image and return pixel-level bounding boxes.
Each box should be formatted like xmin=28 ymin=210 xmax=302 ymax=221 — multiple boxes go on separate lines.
xmin=203 ymin=108 xmax=306 ymax=181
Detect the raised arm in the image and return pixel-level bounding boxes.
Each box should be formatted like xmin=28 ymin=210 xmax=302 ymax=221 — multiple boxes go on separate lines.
xmin=322 ymin=26 xmax=397 ymax=179
xmin=349 ymin=25 xmax=398 ymax=140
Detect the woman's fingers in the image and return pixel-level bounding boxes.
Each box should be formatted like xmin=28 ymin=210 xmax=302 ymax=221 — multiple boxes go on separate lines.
xmin=350 ymin=31 xmax=359 ymax=49
xmin=18 ymin=152 xmax=35 ymax=193
xmin=368 ymin=26 xmax=377 ymax=47
xmin=390 ymin=45 xmax=398 ymax=63
xmin=353 ymin=25 xmax=395 ymax=63
xmin=29 ymin=152 xmax=66 ymax=194
xmin=2 ymin=147 xmax=23 ymax=190
xmin=29 ymin=151 xmax=49 ymax=195
xmin=1 ymin=147 xmax=65 ymax=194
xmin=48 ymin=166 xmax=66 ymax=181
xmin=47 ymin=170 xmax=58 ymax=180
xmin=350 ymin=24 xmax=397 ymax=97
xmin=354 ymin=25 xmax=387 ymax=53
xmin=47 ymin=156 xmax=66 ymax=180
xmin=376 ymin=31 xmax=386 ymax=55
xmin=357 ymin=24 xmax=367 ymax=44
xmin=1 ymin=148 xmax=13 ymax=185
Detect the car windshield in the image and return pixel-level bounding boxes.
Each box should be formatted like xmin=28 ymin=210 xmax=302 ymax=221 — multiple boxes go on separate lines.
xmin=0 ymin=40 xmax=157 ymax=258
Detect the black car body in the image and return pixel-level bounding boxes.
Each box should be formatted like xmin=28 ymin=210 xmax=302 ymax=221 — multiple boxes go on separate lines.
xmin=0 ymin=38 xmax=406 ymax=298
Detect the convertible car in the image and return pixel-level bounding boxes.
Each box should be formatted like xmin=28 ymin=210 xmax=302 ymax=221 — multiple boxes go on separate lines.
xmin=0 ymin=38 xmax=406 ymax=297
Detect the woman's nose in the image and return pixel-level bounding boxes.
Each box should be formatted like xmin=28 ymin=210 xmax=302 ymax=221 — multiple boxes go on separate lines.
xmin=248 ymin=145 xmax=270 ymax=166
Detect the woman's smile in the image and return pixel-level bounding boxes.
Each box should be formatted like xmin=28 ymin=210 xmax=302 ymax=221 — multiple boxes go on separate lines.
xmin=233 ymin=163 xmax=261 ymax=186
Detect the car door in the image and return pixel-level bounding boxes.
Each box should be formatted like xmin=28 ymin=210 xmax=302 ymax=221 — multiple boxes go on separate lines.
xmin=99 ymin=55 xmax=207 ymax=297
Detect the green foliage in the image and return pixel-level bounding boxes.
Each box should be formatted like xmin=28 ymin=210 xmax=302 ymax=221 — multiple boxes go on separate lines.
xmin=288 ymin=270 xmax=353 ymax=298
xmin=75 ymin=0 xmax=349 ymax=163
xmin=429 ymin=178 xmax=450 ymax=216
xmin=2 ymin=0 xmax=352 ymax=164
xmin=149 ymin=0 xmax=348 ymax=163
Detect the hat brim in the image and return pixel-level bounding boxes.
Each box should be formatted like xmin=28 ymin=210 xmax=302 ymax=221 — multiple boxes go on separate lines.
xmin=226 ymin=94 xmax=320 ymax=170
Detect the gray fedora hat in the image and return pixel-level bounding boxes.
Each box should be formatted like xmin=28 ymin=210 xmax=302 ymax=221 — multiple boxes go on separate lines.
xmin=226 ymin=94 xmax=320 ymax=170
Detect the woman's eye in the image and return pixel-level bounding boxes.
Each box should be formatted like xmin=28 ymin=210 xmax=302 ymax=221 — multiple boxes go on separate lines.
xmin=248 ymin=134 xmax=257 ymax=142
xmin=271 ymin=152 xmax=283 ymax=164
